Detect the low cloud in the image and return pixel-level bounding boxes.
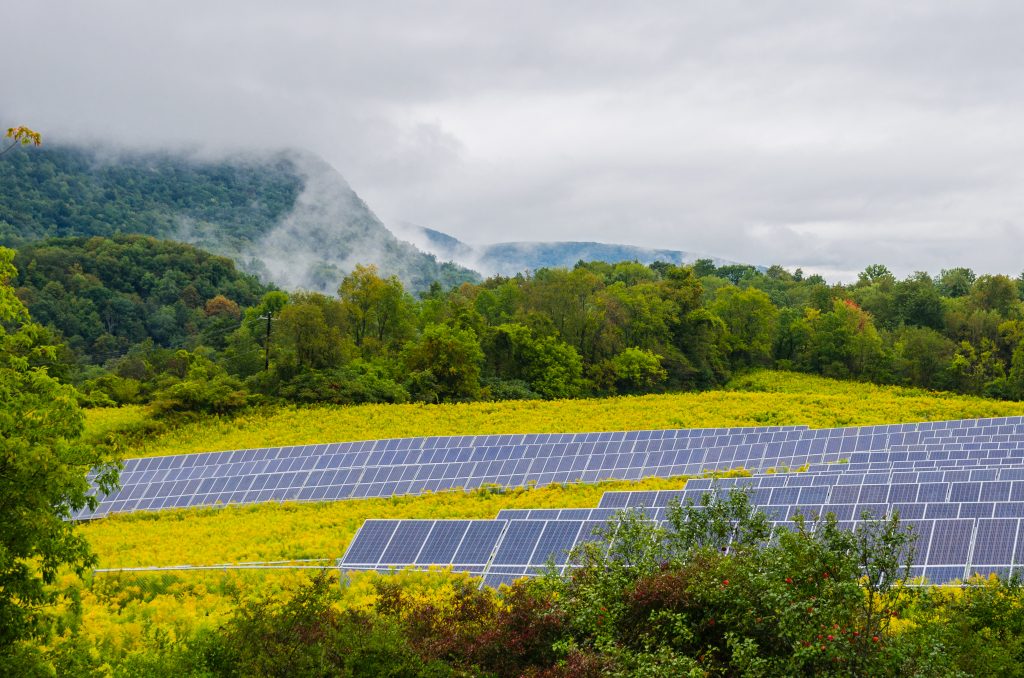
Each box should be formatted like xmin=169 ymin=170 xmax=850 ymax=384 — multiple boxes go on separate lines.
xmin=5 ymin=2 xmax=1024 ymax=281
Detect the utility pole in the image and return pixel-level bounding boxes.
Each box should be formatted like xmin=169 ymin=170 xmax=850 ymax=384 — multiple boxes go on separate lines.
xmin=260 ymin=312 xmax=273 ymax=371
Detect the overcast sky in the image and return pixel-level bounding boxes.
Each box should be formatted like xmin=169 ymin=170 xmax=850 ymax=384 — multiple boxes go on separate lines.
xmin=4 ymin=1 xmax=1024 ymax=280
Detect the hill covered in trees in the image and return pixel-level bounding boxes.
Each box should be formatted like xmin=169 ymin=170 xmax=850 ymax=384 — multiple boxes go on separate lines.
xmin=0 ymin=145 xmax=478 ymax=292
xmin=11 ymin=232 xmax=1023 ymax=413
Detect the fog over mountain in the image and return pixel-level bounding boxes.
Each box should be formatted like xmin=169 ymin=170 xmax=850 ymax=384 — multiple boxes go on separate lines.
xmin=248 ymin=152 xmax=477 ymax=292
xmin=6 ymin=3 xmax=1024 ymax=281
xmin=0 ymin=144 xmax=477 ymax=293
xmin=390 ymin=222 xmax=746 ymax=277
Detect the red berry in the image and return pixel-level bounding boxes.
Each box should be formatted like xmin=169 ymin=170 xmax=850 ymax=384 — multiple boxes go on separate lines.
xmin=722 ymin=579 xmax=729 ymax=586
xmin=785 ymin=577 xmax=793 ymax=584
xmin=872 ymin=636 xmax=879 ymax=643
xmin=828 ymin=635 xmax=834 ymax=641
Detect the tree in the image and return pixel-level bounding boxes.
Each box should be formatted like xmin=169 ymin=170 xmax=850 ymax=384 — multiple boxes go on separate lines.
xmin=483 ymin=323 xmax=584 ymax=399
xmin=404 ymin=323 xmax=484 ymax=402
xmin=337 ymin=264 xmax=414 ymax=354
xmin=892 ymin=326 xmax=955 ymax=388
xmin=710 ymin=286 xmax=779 ymax=366
xmin=1006 ymin=340 xmax=1024 ymax=400
xmin=894 ymin=271 xmax=944 ymax=329
xmin=972 ymin=275 xmax=1021 ymax=317
xmin=801 ymin=300 xmax=884 ymax=379
xmin=856 ymin=264 xmax=896 ymax=288
xmin=946 ymin=339 xmax=1005 ymax=395
xmin=0 ymin=247 xmax=118 ymax=658
xmin=0 ymin=126 xmax=41 ymax=157
xmin=938 ymin=267 xmax=976 ymax=298
xmin=276 ymin=302 xmax=345 ymax=371
xmin=596 ymin=347 xmax=668 ymax=393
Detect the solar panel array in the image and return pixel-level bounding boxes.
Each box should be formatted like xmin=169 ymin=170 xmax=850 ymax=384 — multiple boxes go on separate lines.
xmin=339 ymin=416 xmax=1024 ymax=586
xmin=78 ymin=416 xmax=1024 ymax=519
xmin=77 ymin=424 xmax=818 ymax=518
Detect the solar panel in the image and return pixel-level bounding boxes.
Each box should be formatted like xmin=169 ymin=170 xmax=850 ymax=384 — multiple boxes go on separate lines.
xmin=339 ymin=514 xmax=1015 ymax=586
xmin=76 ymin=417 xmax=1024 ymax=519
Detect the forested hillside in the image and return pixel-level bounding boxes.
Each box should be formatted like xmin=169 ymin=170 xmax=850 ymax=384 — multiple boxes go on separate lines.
xmin=0 ymin=145 xmax=478 ymax=292
xmin=11 ymin=231 xmax=1022 ymax=412
xmin=13 ymin=235 xmax=270 ymax=361
xmin=0 ymin=146 xmax=301 ymax=250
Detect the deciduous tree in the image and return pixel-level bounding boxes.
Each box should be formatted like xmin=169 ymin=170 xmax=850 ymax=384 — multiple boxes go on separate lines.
xmin=0 ymin=247 xmax=118 ymax=658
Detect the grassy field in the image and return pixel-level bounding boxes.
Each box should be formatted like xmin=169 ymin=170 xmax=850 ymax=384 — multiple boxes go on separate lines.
xmin=74 ymin=474 xmax=713 ymax=653
xmin=69 ymin=373 xmax=1024 ymax=660
xmin=83 ymin=370 xmax=1024 ymax=460
xmin=80 ymin=475 xmax=712 ymax=569
xmin=80 ymin=370 xmax=1024 ymax=570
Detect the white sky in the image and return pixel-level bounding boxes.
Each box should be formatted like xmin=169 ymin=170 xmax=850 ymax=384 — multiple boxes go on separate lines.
xmin=4 ymin=1 xmax=1024 ymax=280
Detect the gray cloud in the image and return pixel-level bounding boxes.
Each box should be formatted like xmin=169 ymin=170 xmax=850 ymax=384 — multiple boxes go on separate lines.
xmin=4 ymin=1 xmax=1024 ymax=281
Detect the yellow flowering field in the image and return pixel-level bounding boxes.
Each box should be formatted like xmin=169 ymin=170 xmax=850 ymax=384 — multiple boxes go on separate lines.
xmin=83 ymin=371 xmax=1024 ymax=459
xmin=72 ymin=474 xmax=716 ymax=657
xmin=64 ymin=372 xmax=1024 ymax=662
xmin=81 ymin=474 xmax=729 ymax=569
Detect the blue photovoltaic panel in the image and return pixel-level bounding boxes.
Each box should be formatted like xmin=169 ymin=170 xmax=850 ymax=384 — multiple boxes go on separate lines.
xmin=493 ymin=521 xmax=546 ymax=565
xmin=76 ymin=416 xmax=1024 ymax=519
xmin=927 ymin=520 xmax=973 ymax=566
xmin=453 ymin=521 xmax=508 ymax=566
xmin=971 ymin=519 xmax=1017 ymax=566
xmin=531 ymin=521 xmax=584 ymax=565
xmin=379 ymin=521 xmax=435 ymax=564
xmin=339 ymin=514 xmax=1014 ymax=587
xmin=342 ymin=520 xmax=399 ymax=565
xmin=416 ymin=520 xmax=471 ymax=565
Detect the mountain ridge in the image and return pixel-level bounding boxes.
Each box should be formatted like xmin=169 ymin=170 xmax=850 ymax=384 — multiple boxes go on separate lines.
xmin=0 ymin=145 xmax=479 ymax=293
xmin=390 ymin=221 xmax=753 ymax=277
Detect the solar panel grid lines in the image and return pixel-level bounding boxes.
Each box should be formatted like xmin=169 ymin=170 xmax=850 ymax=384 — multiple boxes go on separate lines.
xmin=340 ymin=515 xmax=1023 ymax=586
xmin=339 ymin=518 xmax=612 ymax=579
xmin=74 ymin=417 xmax=1024 ymax=519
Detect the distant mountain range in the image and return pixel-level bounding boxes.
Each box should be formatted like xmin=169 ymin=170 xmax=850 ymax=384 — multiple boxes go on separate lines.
xmin=390 ymin=223 xmax=746 ymax=277
xmin=1 ymin=144 xmax=755 ymax=291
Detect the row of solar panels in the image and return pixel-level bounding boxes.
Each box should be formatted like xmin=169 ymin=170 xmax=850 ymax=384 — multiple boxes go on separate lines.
xmin=496 ymin=500 xmax=1024 ymax=521
xmin=337 ymin=418 xmax=1024 ymax=587
xmin=113 ymin=417 xmax=1024 ymax=478
xmin=89 ymin=463 xmax=1024 ymax=525
xmin=74 ymin=416 xmax=1024 ymax=519
xmin=339 ymin=513 xmax=1023 ymax=588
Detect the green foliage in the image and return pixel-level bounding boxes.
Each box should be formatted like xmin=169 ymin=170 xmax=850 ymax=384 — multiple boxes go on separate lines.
xmin=13 ymin=235 xmax=269 ymax=364
xmin=278 ymin=361 xmax=409 ymax=405
xmin=9 ymin=226 xmax=1024 ymax=416
xmin=217 ymin=572 xmax=447 ymax=678
xmin=0 ymin=146 xmax=301 ymax=249
xmin=595 ymin=347 xmax=668 ymax=394
xmin=483 ymin=323 xmax=584 ymax=399
xmin=542 ymin=489 xmax=922 ymax=676
xmin=711 ymin=285 xmax=779 ymax=366
xmin=338 ymin=264 xmax=415 ymax=355
xmin=150 ymin=360 xmax=249 ymax=416
xmin=404 ymin=323 xmax=484 ymax=402
xmin=0 ymin=247 xmax=118 ymax=657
